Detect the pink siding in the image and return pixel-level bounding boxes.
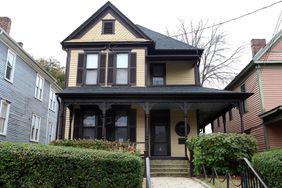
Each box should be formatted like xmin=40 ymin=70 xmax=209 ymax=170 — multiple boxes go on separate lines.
xmin=214 ymin=70 xmax=265 ymax=150
xmin=268 ymin=121 xmax=282 ymax=149
xmin=260 ymin=40 xmax=282 ymax=61
xmin=261 ymin=67 xmax=282 ymax=111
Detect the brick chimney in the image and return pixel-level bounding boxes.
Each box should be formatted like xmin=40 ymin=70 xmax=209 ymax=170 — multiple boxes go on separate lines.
xmin=0 ymin=17 xmax=12 ymax=34
xmin=251 ymin=39 xmax=266 ymax=57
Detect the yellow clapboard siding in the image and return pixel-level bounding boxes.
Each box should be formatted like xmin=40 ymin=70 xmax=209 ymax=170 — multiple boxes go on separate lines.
xmin=135 ymin=106 xmax=145 ymax=154
xmin=68 ymin=50 xmax=83 ymax=87
xmin=64 ymin=109 xmax=70 ymax=139
xmin=66 ymin=12 xmax=148 ymax=42
xmin=132 ymin=48 xmax=146 ymax=86
xmin=166 ymin=62 xmax=195 ymax=85
xmin=170 ymin=109 xmax=197 ymax=157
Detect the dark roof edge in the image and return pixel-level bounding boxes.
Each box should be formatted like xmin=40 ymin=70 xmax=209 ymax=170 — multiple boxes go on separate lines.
xmin=62 ymin=1 xmax=151 ymax=43
xmin=259 ymin=105 xmax=282 ymax=118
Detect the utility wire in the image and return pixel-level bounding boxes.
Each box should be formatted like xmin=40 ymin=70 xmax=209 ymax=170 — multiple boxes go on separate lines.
xmin=169 ymin=0 xmax=282 ymax=39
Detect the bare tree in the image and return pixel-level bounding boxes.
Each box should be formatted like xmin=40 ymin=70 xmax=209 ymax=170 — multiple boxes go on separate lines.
xmin=168 ymin=19 xmax=244 ymax=87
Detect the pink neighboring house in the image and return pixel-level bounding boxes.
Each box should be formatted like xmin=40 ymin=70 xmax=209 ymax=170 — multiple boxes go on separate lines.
xmin=213 ymin=30 xmax=282 ymax=151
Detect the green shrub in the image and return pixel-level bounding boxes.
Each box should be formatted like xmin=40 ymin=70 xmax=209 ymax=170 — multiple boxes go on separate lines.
xmin=187 ymin=133 xmax=258 ymax=174
xmin=50 ymin=139 xmax=139 ymax=154
xmin=252 ymin=148 xmax=282 ymax=188
xmin=0 ymin=142 xmax=143 ymax=188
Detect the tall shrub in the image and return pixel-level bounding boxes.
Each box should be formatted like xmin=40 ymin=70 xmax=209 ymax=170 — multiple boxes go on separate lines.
xmin=252 ymin=148 xmax=282 ymax=188
xmin=187 ymin=133 xmax=258 ymax=174
xmin=0 ymin=142 xmax=143 ymax=188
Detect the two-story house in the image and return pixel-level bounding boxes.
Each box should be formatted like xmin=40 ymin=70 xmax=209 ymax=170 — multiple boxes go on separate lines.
xmin=213 ymin=31 xmax=282 ymax=151
xmin=57 ymin=1 xmax=250 ymax=166
xmin=0 ymin=17 xmax=62 ymax=144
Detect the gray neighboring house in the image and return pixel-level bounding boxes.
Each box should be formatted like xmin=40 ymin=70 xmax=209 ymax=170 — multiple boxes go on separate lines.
xmin=0 ymin=17 xmax=62 ymax=144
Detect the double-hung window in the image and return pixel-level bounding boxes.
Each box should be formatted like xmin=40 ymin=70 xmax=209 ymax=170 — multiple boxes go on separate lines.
xmin=0 ymin=100 xmax=10 ymax=135
xmin=35 ymin=74 xmax=44 ymax=100
xmin=4 ymin=50 xmax=16 ymax=82
xmin=116 ymin=53 xmax=128 ymax=85
xmin=115 ymin=110 xmax=128 ymax=142
xmin=30 ymin=114 xmax=41 ymax=142
xmin=151 ymin=64 xmax=165 ymax=85
xmin=85 ymin=54 xmax=98 ymax=85
xmin=49 ymin=89 xmax=56 ymax=111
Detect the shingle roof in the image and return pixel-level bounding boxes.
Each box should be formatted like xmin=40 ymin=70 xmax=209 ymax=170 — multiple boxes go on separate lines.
xmin=137 ymin=25 xmax=198 ymax=50
xmin=59 ymin=86 xmax=242 ymax=95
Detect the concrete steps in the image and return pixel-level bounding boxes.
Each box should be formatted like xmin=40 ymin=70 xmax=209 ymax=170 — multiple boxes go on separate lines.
xmin=150 ymin=159 xmax=190 ymax=177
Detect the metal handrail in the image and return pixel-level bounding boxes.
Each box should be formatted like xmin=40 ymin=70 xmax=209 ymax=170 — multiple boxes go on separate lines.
xmin=146 ymin=157 xmax=151 ymax=188
xmin=240 ymin=158 xmax=268 ymax=188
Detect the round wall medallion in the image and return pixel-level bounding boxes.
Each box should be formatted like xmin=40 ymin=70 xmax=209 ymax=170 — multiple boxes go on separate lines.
xmin=175 ymin=121 xmax=190 ymax=137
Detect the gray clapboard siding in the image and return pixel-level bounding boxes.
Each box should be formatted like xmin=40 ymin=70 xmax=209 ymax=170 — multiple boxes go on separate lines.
xmin=0 ymin=40 xmax=59 ymax=144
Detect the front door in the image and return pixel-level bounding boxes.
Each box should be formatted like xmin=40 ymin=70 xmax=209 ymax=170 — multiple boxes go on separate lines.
xmin=150 ymin=110 xmax=170 ymax=156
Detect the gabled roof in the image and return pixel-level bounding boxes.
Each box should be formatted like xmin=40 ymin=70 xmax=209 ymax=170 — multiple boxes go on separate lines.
xmin=63 ymin=1 xmax=151 ymax=42
xmin=137 ymin=25 xmax=198 ymax=50
xmin=0 ymin=27 xmax=62 ymax=91
xmin=225 ymin=30 xmax=282 ymax=90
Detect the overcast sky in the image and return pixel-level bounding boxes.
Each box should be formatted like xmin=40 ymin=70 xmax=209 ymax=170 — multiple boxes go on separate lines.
xmin=1 ymin=0 xmax=281 ymax=72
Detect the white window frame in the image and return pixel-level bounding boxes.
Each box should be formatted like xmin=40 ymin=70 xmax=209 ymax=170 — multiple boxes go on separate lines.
xmin=4 ymin=49 xmax=16 ymax=83
xmin=30 ymin=114 xmax=41 ymax=142
xmin=49 ymin=88 xmax=56 ymax=111
xmin=85 ymin=54 xmax=99 ymax=85
xmin=0 ymin=99 xmax=10 ymax=135
xmin=34 ymin=74 xmax=44 ymax=101
xmin=116 ymin=53 xmax=129 ymax=85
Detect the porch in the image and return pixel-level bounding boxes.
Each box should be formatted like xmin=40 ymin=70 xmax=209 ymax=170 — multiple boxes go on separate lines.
xmin=56 ymin=86 xmax=251 ymax=158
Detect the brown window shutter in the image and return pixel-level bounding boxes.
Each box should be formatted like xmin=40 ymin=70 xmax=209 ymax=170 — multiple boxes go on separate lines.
xmin=107 ymin=52 xmax=116 ymax=85
xmin=129 ymin=52 xmax=137 ymax=85
xmin=77 ymin=53 xmax=84 ymax=85
xmin=98 ymin=53 xmax=106 ymax=85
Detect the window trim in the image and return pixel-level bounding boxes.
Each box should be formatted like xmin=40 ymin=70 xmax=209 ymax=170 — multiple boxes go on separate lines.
xmin=4 ymin=49 xmax=16 ymax=83
xmin=102 ymin=20 xmax=115 ymax=35
xmin=115 ymin=53 xmax=129 ymax=86
xmin=30 ymin=114 xmax=41 ymax=142
xmin=48 ymin=87 xmax=56 ymax=112
xmin=0 ymin=99 xmax=10 ymax=136
xmin=84 ymin=53 xmax=99 ymax=86
xmin=240 ymin=84 xmax=249 ymax=113
xmin=34 ymin=74 xmax=45 ymax=101
xmin=150 ymin=63 xmax=166 ymax=86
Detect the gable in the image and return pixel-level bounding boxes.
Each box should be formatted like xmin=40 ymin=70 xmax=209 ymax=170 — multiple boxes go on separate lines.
xmin=254 ymin=30 xmax=282 ymax=62
xmin=259 ymin=39 xmax=282 ymax=61
xmin=66 ymin=11 xmax=148 ymax=42
xmin=63 ymin=2 xmax=151 ymax=43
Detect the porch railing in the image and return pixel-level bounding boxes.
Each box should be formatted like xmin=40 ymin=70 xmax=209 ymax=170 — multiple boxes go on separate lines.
xmin=200 ymin=158 xmax=267 ymax=188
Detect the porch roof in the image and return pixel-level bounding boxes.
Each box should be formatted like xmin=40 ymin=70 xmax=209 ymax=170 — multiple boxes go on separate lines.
xmin=58 ymin=85 xmax=251 ymax=99
xmin=259 ymin=105 xmax=282 ymax=125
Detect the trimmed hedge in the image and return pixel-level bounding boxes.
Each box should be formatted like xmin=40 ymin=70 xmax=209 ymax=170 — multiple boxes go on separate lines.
xmin=0 ymin=142 xmax=143 ymax=188
xmin=50 ymin=139 xmax=139 ymax=154
xmin=252 ymin=148 xmax=282 ymax=188
xmin=188 ymin=133 xmax=258 ymax=174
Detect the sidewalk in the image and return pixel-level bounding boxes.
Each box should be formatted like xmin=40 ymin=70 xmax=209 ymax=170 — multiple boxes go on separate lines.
xmin=150 ymin=177 xmax=206 ymax=188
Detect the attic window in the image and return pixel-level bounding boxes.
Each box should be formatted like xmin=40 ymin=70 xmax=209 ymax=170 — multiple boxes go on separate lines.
xmin=102 ymin=20 xmax=115 ymax=34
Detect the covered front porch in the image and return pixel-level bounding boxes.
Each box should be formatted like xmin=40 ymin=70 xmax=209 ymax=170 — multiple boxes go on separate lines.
xmin=57 ymin=86 xmax=251 ymax=158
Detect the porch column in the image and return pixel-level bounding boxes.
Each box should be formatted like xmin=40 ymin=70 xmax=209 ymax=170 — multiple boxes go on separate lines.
xmin=100 ymin=102 xmax=107 ymax=140
xmin=222 ymin=113 xmax=227 ymax=133
xmin=68 ymin=106 xmax=73 ymax=139
xmin=144 ymin=102 xmax=150 ymax=157
xmin=211 ymin=122 xmax=214 ymax=133
xmin=183 ymin=103 xmax=188 ymax=157
xmin=58 ymin=101 xmax=66 ymax=139
xmin=239 ymin=101 xmax=245 ymax=133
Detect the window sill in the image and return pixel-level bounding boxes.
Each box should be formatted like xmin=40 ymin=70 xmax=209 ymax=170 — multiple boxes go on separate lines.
xmin=0 ymin=132 xmax=7 ymax=136
xmin=30 ymin=139 xmax=39 ymax=143
xmin=34 ymin=96 xmax=43 ymax=102
xmin=4 ymin=77 xmax=13 ymax=84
